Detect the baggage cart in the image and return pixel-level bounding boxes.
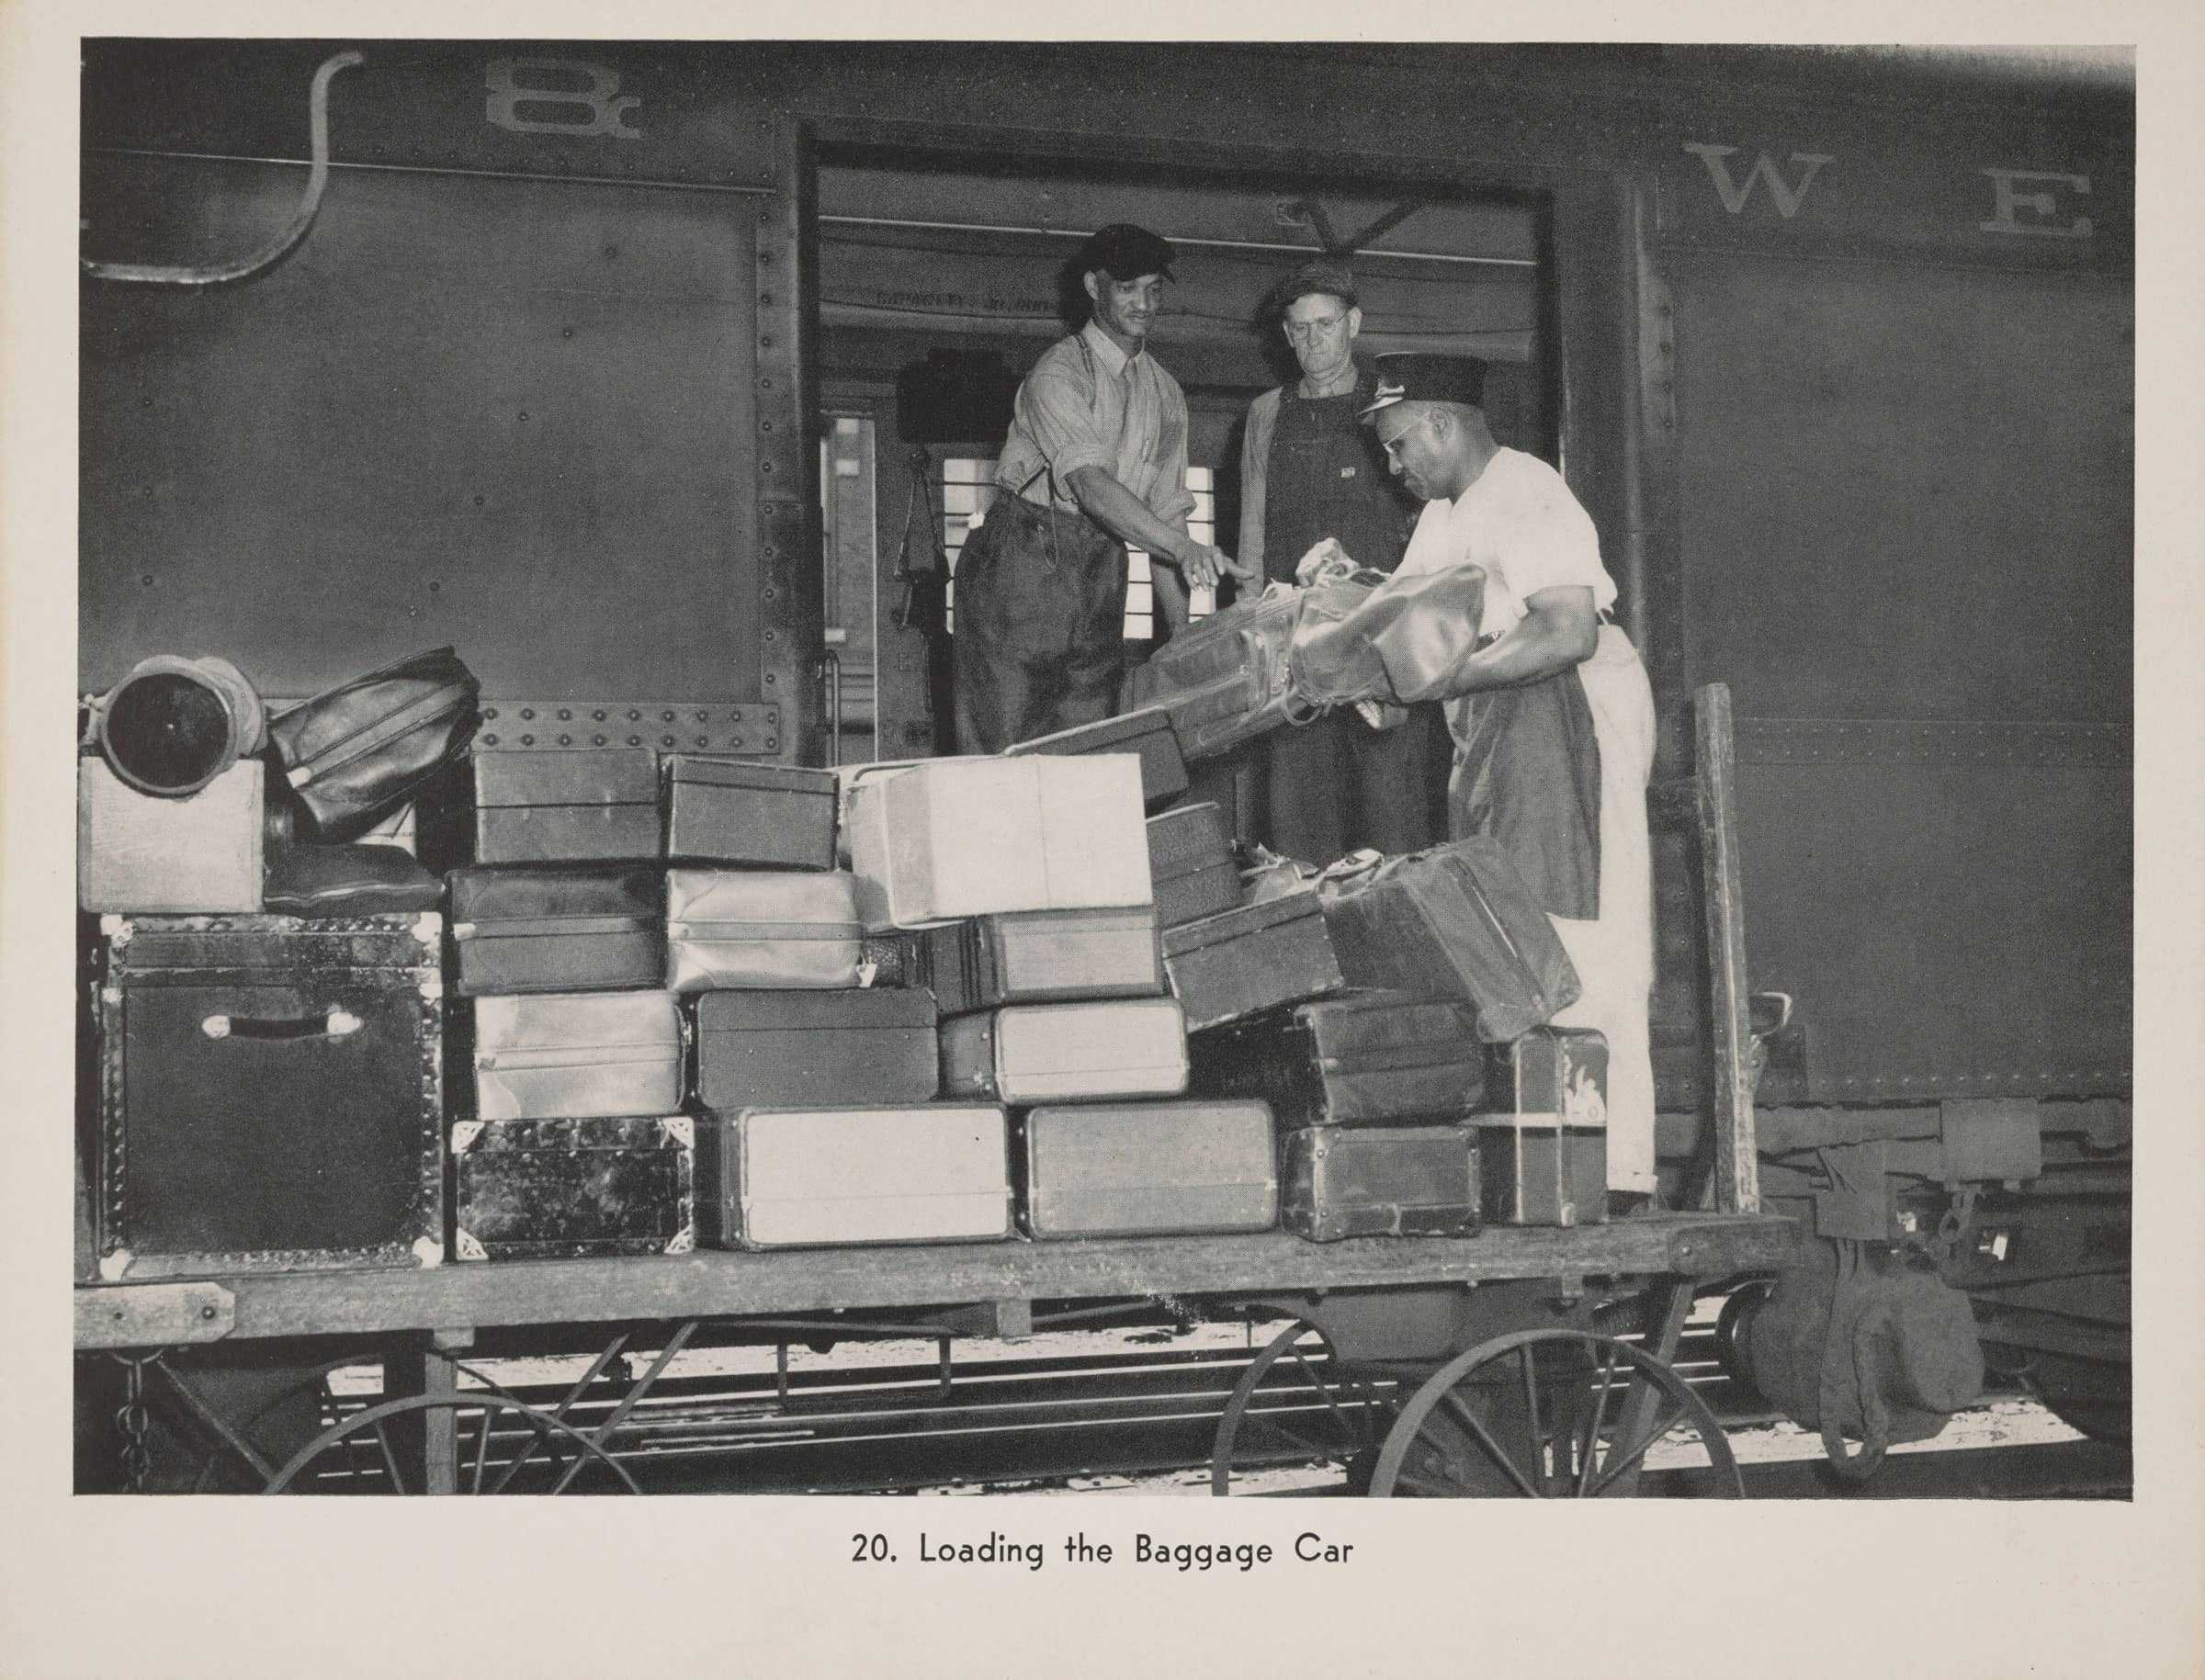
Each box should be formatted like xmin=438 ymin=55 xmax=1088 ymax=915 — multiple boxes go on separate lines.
xmin=74 ymin=689 xmax=1788 ymax=1500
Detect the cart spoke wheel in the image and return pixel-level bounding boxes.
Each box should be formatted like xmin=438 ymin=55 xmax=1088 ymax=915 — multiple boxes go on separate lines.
xmin=1367 ymin=1329 xmax=1743 ymax=1499
xmin=258 ymin=1392 xmax=642 ymax=1494
xmin=1211 ymin=1321 xmax=1392 ymax=1495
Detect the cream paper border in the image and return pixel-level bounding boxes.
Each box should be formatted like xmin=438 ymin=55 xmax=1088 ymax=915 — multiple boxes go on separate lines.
xmin=4 ymin=5 xmax=2198 ymax=1675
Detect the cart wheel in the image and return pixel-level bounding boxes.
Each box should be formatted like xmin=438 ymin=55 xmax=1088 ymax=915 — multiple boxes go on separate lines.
xmin=1209 ymin=1321 xmax=1392 ymax=1495
xmin=259 ymin=1392 xmax=642 ymax=1494
xmin=1367 ymin=1328 xmax=1744 ymax=1498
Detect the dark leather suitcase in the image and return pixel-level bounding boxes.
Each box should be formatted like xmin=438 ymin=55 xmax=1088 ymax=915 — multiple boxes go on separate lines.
xmin=694 ymin=1105 xmax=1012 ymax=1250
xmin=1191 ymin=989 xmax=1483 ymax=1127
xmin=1003 ymin=707 xmax=1190 ymax=810
xmin=452 ymin=1115 xmax=695 ymax=1259
xmin=694 ymin=988 xmax=940 ymax=1111
xmin=92 ymin=911 xmax=446 ymax=1279
xmin=471 ymin=990 xmax=684 ymax=1121
xmin=664 ymin=755 xmax=837 ymax=869
xmin=1478 ymin=1027 xmax=1610 ymax=1227
xmin=472 ymin=747 xmax=662 ymax=864
xmin=1317 ymin=838 xmax=1580 ymax=1042
xmin=1279 ymin=1123 xmax=1481 ymax=1242
xmin=1016 ymin=1100 xmax=1277 ymax=1238
xmin=267 ymin=646 xmax=481 ymax=841
xmin=1160 ymin=889 xmax=1345 ymax=1032
xmin=1144 ymin=801 xmax=1238 ymax=930
xmin=915 ymin=906 xmax=1164 ymax=1017
xmin=448 ymin=865 xmax=663 ymax=996
xmin=938 ymin=998 xmax=1189 ymax=1104
xmin=666 ymin=868 xmax=866 ymax=992
xmin=1121 ymin=585 xmax=1304 ymax=761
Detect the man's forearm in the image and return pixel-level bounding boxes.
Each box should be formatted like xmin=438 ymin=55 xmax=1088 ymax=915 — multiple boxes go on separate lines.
xmin=1064 ymin=465 xmax=1193 ymax=566
xmin=1437 ymin=609 xmax=1598 ymax=697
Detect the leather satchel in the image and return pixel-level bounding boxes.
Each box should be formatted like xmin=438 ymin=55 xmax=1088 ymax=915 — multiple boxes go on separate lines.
xmin=267 ymin=647 xmax=481 ymax=840
xmin=1288 ymin=565 xmax=1487 ymax=710
xmin=263 ymin=841 xmax=445 ymax=916
xmin=1123 ymin=575 xmax=1379 ymax=760
xmin=1316 ymin=839 xmax=1579 ymax=1043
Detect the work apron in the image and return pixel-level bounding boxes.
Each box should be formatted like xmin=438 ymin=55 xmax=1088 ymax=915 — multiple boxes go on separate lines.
xmin=1259 ymin=379 xmax=1439 ymax=863
xmin=951 ymin=490 xmax=1127 ymax=755
xmin=1448 ymin=623 xmax=1657 ymax=1194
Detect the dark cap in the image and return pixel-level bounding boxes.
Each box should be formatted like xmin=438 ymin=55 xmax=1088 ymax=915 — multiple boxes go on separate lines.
xmin=1076 ymin=222 xmax=1176 ymax=281
xmin=1360 ymin=352 xmax=1489 ymax=419
xmin=1276 ymin=257 xmax=1358 ymax=310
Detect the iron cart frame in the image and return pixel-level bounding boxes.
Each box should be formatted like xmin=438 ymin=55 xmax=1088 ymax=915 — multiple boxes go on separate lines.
xmin=75 ymin=686 xmax=1788 ymax=1495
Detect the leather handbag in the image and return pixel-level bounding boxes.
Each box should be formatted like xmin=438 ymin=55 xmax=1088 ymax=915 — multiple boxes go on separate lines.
xmin=267 ymin=646 xmax=481 ymax=840
xmin=1123 ymin=575 xmax=1385 ymax=760
xmin=263 ymin=841 xmax=445 ymax=916
xmin=1289 ymin=565 xmax=1488 ymax=709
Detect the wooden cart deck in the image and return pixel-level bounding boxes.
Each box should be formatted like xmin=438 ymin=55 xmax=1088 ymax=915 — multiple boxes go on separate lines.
xmin=75 ymin=1212 xmax=1793 ymax=1351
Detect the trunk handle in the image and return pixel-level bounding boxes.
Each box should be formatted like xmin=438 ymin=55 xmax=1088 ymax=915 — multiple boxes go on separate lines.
xmin=201 ymin=1008 xmax=363 ymax=1042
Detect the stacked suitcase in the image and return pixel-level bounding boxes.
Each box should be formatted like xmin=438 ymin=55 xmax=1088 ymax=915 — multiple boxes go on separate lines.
xmin=81 ymin=648 xmax=1608 ymax=1283
xmin=853 ymin=751 xmax=1276 ymax=1243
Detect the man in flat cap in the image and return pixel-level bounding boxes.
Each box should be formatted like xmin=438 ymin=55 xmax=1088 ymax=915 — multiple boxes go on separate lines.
xmin=1301 ymin=352 xmax=1659 ymax=1197
xmin=955 ymin=222 xmax=1253 ymax=753
xmin=1238 ymin=258 xmax=1436 ymax=863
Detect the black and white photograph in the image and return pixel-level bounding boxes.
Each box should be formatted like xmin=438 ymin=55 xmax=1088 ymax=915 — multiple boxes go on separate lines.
xmin=5 ymin=6 xmax=2199 ymax=1675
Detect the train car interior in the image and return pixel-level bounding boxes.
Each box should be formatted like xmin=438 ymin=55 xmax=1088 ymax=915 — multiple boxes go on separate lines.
xmin=810 ymin=157 xmax=1548 ymax=765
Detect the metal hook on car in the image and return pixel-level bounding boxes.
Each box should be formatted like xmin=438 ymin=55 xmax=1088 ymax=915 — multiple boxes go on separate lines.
xmin=82 ymin=49 xmax=363 ymax=286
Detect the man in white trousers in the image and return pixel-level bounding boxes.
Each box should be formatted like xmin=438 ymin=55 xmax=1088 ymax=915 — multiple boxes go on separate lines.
xmin=1315 ymin=352 xmax=1658 ymax=1197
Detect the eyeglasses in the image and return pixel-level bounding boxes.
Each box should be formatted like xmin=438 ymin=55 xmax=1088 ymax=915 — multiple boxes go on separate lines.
xmin=1375 ymin=409 xmax=1433 ymax=458
xmin=1284 ymin=312 xmax=1349 ymax=343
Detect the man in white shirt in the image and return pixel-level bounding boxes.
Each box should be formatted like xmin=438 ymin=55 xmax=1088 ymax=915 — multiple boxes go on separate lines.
xmin=1335 ymin=352 xmax=1659 ymax=1196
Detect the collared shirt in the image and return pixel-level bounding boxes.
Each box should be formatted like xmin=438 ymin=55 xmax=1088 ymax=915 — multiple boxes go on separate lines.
xmin=993 ymin=320 xmax=1196 ymax=529
xmin=1395 ymin=446 xmax=1621 ymax=746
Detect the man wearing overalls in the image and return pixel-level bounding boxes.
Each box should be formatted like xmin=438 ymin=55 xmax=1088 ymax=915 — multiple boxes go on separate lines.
xmin=954 ymin=222 xmax=1252 ymax=754
xmin=1237 ymin=259 xmax=1438 ymax=863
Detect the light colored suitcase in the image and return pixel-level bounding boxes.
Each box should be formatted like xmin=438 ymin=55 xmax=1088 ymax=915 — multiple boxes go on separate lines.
xmin=695 ymin=1104 xmax=1012 ymax=1249
xmin=1018 ymin=1100 xmax=1278 ymax=1238
xmin=665 ymin=868 xmax=866 ymax=992
xmin=937 ymin=998 xmax=1189 ymax=1104
xmin=78 ymin=756 xmax=264 ymax=912
xmin=845 ymin=756 xmax=1151 ymax=930
xmin=831 ymin=755 xmax=987 ymax=868
xmin=471 ymin=990 xmax=684 ymax=1121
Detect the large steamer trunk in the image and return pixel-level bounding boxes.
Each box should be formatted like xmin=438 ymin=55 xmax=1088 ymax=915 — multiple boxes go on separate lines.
xmin=93 ymin=913 xmax=447 ymax=1279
